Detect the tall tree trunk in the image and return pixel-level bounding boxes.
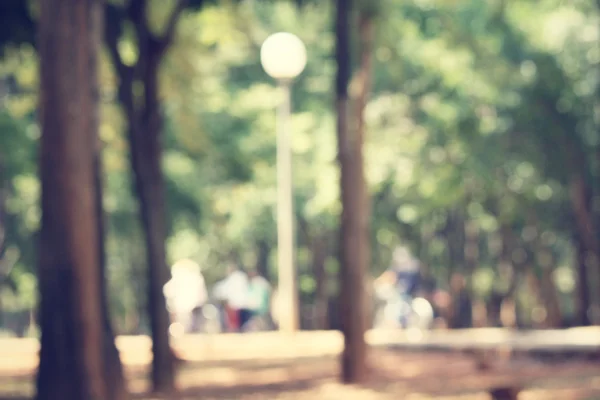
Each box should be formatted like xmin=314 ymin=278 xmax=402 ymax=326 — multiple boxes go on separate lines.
xmin=105 ymin=1 xmax=188 ymax=391
xmin=0 ymin=157 xmax=5 ymax=258
xmin=540 ymin=268 xmax=562 ymax=328
xmin=488 ymin=225 xmax=519 ymax=328
xmin=574 ymin=232 xmax=591 ymax=326
xmin=444 ymin=209 xmax=465 ymax=283
xmin=0 ymin=156 xmax=5 ymax=328
xmin=256 ymin=239 xmax=270 ymax=279
xmin=536 ymin=247 xmax=562 ymax=328
xmin=312 ymin=235 xmax=329 ymax=330
xmin=570 ymin=174 xmax=599 ymax=261
xmin=36 ymin=0 xmax=110 ymax=398
xmin=95 ymin=134 xmax=127 ymax=399
xmin=336 ymin=0 xmax=373 ymax=383
xmin=0 ymin=155 xmax=6 ymax=273
xmin=568 ymin=157 xmax=599 ymax=305
xmin=134 ymin=57 xmax=175 ymax=391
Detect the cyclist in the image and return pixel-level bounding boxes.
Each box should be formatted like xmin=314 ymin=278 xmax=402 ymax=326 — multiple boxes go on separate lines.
xmin=374 ymin=246 xmax=421 ymax=327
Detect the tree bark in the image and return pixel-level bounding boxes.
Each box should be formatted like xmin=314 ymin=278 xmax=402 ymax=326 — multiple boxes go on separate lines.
xmin=536 ymin=247 xmax=562 ymax=328
xmin=0 ymin=156 xmax=5 ymax=328
xmin=36 ymin=0 xmax=110 ymax=398
xmin=312 ymin=235 xmax=329 ymax=330
xmin=0 ymin=157 xmax=5 ymax=259
xmin=574 ymin=232 xmax=591 ymax=326
xmin=540 ymin=268 xmax=562 ymax=328
xmin=134 ymin=73 xmax=175 ymax=391
xmin=336 ymin=0 xmax=373 ymax=384
xmin=570 ymin=174 xmax=599 ymax=279
xmin=255 ymin=239 xmax=270 ymax=279
xmin=104 ymin=1 xmax=188 ymax=391
xmin=0 ymin=155 xmax=6 ymax=276
xmin=95 ymin=130 xmax=127 ymax=399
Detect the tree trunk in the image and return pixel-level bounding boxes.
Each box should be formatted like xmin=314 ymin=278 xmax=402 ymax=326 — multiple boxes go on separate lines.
xmin=574 ymin=232 xmax=591 ymax=326
xmin=444 ymin=209 xmax=465 ymax=283
xmin=569 ymin=168 xmax=599 ymax=281
xmin=463 ymin=218 xmax=478 ymax=328
xmin=36 ymin=0 xmax=110 ymax=398
xmin=131 ymin=55 xmax=175 ymax=392
xmin=95 ymin=130 xmax=127 ymax=399
xmin=104 ymin=2 xmax=186 ymax=390
xmin=488 ymin=225 xmax=519 ymax=328
xmin=540 ymin=268 xmax=562 ymax=328
xmin=312 ymin=236 xmax=329 ymax=330
xmin=0 ymin=156 xmax=5 ymax=261
xmin=536 ymin=246 xmax=562 ymax=328
xmin=256 ymin=239 xmax=270 ymax=280
xmin=336 ymin=0 xmax=373 ymax=384
xmin=0 ymin=156 xmax=5 ymax=329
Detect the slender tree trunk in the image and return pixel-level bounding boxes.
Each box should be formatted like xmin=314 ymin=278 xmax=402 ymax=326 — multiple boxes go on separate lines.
xmin=574 ymin=233 xmax=591 ymax=326
xmin=570 ymin=175 xmax=598 ymax=251
xmin=95 ymin=134 xmax=127 ymax=399
xmin=489 ymin=225 xmax=519 ymax=328
xmin=0 ymin=157 xmax=5 ymax=328
xmin=105 ymin=2 xmax=188 ymax=390
xmin=536 ymin=247 xmax=562 ymax=328
xmin=120 ymin=75 xmax=175 ymax=394
xmin=312 ymin=236 xmax=329 ymax=330
xmin=445 ymin=209 xmax=465 ymax=283
xmin=464 ymin=218 xmax=479 ymax=327
xmin=540 ymin=268 xmax=562 ymax=328
xmin=134 ymin=93 xmax=175 ymax=393
xmin=336 ymin=0 xmax=373 ymax=383
xmin=569 ymin=165 xmax=599 ymax=288
xmin=256 ymin=239 xmax=270 ymax=280
xmin=0 ymin=157 xmax=5 ymax=258
xmin=130 ymin=42 xmax=175 ymax=390
xmin=36 ymin=0 xmax=109 ymax=398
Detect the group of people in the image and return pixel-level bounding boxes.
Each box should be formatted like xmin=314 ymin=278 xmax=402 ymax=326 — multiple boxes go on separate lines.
xmin=213 ymin=265 xmax=273 ymax=332
xmin=163 ymin=246 xmax=443 ymax=335
xmin=163 ymin=259 xmax=273 ymax=335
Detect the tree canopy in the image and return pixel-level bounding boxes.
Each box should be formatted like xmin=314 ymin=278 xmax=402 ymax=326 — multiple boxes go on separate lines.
xmin=0 ymin=0 xmax=598 ymax=336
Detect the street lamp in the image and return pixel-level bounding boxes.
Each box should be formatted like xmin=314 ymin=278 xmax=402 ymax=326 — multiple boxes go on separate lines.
xmin=260 ymin=32 xmax=307 ymax=333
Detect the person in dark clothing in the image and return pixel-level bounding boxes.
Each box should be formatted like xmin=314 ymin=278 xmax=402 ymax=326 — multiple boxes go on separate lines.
xmin=373 ymin=247 xmax=422 ymax=328
xmin=390 ymin=247 xmax=421 ymax=297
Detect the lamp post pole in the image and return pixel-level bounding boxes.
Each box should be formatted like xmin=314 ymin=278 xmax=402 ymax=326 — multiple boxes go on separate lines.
xmin=260 ymin=32 xmax=306 ymax=333
xmin=276 ymin=80 xmax=299 ymax=333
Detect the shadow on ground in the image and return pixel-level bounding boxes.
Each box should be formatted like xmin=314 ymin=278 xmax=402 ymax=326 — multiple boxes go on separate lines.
xmin=2 ymin=347 xmax=600 ymax=399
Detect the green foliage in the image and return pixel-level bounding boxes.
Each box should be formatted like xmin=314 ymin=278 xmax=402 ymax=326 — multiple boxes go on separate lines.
xmin=0 ymin=0 xmax=597 ymax=330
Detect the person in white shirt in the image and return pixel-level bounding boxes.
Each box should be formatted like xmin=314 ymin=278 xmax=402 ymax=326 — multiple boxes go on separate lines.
xmin=213 ymin=264 xmax=249 ymax=332
xmin=163 ymin=259 xmax=208 ymax=334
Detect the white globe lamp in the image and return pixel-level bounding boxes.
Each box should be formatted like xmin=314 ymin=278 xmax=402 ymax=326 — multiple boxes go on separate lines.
xmin=260 ymin=32 xmax=307 ymax=333
xmin=260 ymin=32 xmax=307 ymax=81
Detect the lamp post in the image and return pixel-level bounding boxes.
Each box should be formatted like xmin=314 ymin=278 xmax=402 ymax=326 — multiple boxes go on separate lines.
xmin=260 ymin=32 xmax=307 ymax=333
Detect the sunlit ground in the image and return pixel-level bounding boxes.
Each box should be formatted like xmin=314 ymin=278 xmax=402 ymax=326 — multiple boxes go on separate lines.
xmin=1 ymin=331 xmax=600 ymax=399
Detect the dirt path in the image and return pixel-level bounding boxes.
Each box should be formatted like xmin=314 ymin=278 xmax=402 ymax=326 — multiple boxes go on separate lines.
xmin=1 ymin=332 xmax=600 ymax=399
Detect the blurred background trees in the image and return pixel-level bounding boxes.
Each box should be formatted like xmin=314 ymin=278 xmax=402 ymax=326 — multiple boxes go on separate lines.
xmin=0 ymin=0 xmax=598 ymax=383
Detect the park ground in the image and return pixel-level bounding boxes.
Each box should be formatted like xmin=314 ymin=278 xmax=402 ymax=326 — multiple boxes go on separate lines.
xmin=1 ymin=331 xmax=600 ymax=399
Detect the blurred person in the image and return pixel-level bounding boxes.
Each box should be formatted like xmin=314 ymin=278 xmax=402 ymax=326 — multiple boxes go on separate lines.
xmin=373 ymin=246 xmax=425 ymax=328
xmin=375 ymin=246 xmax=421 ymax=298
xmin=243 ymin=269 xmax=273 ymax=330
xmin=163 ymin=259 xmax=208 ymax=335
xmin=213 ymin=264 xmax=249 ymax=332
